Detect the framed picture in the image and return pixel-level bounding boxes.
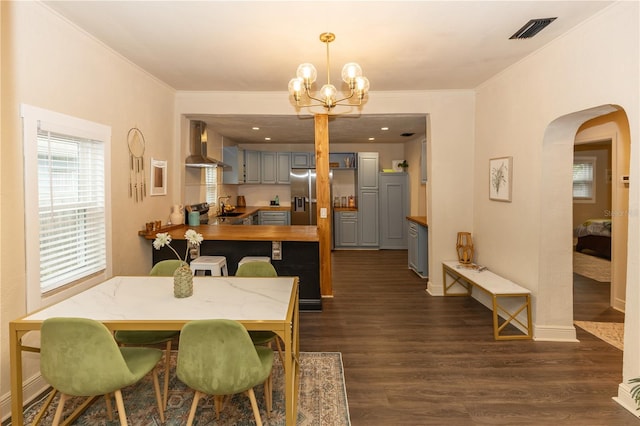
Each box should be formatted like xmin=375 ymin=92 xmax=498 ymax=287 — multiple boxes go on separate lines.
xmin=150 ymin=158 xmax=167 ymax=196
xmin=489 ymin=157 xmax=512 ymax=202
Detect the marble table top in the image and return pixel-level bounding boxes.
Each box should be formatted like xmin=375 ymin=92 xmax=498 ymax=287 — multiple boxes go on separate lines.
xmin=23 ymin=275 xmax=297 ymax=323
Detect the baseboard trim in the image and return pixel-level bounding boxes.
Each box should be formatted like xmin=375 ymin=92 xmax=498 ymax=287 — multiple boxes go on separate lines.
xmin=533 ymin=324 xmax=579 ymax=342
xmin=1 ymin=373 xmax=49 ymax=424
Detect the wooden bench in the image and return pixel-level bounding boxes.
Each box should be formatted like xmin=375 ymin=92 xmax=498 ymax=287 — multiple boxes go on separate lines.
xmin=442 ymin=261 xmax=532 ymax=340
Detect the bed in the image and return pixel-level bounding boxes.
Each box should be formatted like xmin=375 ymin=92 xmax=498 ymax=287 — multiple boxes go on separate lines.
xmin=575 ymin=218 xmax=611 ymax=259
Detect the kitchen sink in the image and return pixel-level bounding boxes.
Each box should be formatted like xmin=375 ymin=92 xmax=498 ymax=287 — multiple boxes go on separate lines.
xmin=219 ymin=212 xmax=243 ymax=217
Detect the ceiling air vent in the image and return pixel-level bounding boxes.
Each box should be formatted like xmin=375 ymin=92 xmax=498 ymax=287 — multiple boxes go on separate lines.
xmin=509 ymin=17 xmax=557 ymax=39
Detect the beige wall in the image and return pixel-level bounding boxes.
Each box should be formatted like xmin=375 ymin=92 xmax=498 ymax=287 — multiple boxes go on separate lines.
xmin=474 ymin=1 xmax=638 ymax=412
xmin=1 ymin=2 xmax=176 ymax=413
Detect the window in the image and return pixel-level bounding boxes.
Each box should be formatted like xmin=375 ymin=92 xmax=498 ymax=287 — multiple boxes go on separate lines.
xmin=573 ymin=156 xmax=596 ymax=203
xmin=205 ymin=167 xmax=218 ymax=206
xmin=22 ymin=105 xmax=112 ymax=311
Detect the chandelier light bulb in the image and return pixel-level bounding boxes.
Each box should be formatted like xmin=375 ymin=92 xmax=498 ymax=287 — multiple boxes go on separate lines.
xmin=296 ymin=63 xmax=317 ymax=86
xmin=288 ymin=77 xmax=304 ymax=100
xmin=341 ymin=62 xmax=362 ymax=84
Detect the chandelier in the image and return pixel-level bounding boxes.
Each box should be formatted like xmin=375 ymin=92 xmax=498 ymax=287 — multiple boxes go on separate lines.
xmin=288 ymin=32 xmax=370 ymax=111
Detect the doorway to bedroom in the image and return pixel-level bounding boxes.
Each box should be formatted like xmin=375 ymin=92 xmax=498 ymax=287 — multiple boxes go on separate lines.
xmin=572 ymin=111 xmax=629 ymax=350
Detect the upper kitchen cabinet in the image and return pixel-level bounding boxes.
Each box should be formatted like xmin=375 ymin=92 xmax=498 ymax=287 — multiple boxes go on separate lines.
xmin=223 ymin=146 xmax=244 ymax=184
xmin=245 ymin=150 xmax=261 ymax=184
xmin=357 ymin=152 xmax=379 ymax=190
xmin=261 ymin=152 xmax=291 ymax=184
xmin=291 ymin=152 xmax=311 ymax=168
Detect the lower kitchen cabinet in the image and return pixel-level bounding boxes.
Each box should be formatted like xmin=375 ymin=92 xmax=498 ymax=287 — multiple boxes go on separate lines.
xmin=408 ymin=220 xmax=428 ymax=278
xmin=258 ymin=210 xmax=290 ymax=225
xmin=358 ymin=190 xmax=379 ymax=247
xmin=334 ymin=211 xmax=358 ymax=248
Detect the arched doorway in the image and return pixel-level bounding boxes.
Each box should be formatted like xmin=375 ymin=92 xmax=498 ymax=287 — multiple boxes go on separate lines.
xmin=537 ymin=105 xmax=628 ymax=338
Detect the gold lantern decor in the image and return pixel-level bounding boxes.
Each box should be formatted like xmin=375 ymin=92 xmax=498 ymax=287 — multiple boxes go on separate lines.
xmin=456 ymin=232 xmax=474 ymax=264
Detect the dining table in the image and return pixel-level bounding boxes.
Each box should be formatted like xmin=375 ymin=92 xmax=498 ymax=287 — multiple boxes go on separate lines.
xmin=9 ymin=275 xmax=300 ymax=425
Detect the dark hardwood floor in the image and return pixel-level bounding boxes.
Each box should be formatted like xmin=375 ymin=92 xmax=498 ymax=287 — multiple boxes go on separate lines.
xmin=299 ymin=250 xmax=637 ymax=425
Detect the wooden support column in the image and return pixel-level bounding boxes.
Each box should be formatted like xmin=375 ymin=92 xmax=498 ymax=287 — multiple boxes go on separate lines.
xmin=314 ymin=114 xmax=333 ymax=297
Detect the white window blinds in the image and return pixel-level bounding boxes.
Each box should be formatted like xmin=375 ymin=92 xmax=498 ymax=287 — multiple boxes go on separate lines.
xmin=37 ymin=129 xmax=106 ymax=292
xmin=205 ymin=167 xmax=218 ymax=206
xmin=573 ymin=157 xmax=596 ymax=201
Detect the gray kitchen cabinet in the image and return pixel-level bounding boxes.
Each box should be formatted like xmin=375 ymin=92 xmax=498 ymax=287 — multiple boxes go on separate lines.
xmin=261 ymin=152 xmax=291 ymax=184
xmin=258 ymin=210 xmax=290 ymax=225
xmin=379 ymin=173 xmax=408 ymax=249
xmin=244 ymin=150 xmax=261 ymax=184
xmin=222 ymin=146 xmax=245 ymax=184
xmin=358 ymin=191 xmax=379 ymax=247
xmin=357 ymin=152 xmax=378 ymax=190
xmin=357 ymin=152 xmax=379 ymax=247
xmin=291 ymin=152 xmax=311 ymax=168
xmin=408 ymin=220 xmax=428 ymax=278
xmin=334 ymin=211 xmax=358 ymax=248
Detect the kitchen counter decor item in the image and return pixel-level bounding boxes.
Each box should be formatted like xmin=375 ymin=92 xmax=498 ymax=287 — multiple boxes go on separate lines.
xmin=169 ymin=204 xmax=184 ymax=225
xmin=127 ymin=127 xmax=146 ymax=202
xmin=152 ymin=229 xmax=203 ymax=298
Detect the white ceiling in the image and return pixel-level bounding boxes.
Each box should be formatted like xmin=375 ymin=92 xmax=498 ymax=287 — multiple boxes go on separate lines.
xmin=44 ymin=1 xmax=614 ymax=144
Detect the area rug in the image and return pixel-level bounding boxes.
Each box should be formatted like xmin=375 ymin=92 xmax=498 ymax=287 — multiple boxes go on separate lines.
xmin=573 ymin=250 xmax=611 ymax=282
xmin=575 ymin=321 xmax=624 ymax=350
xmin=22 ymin=352 xmax=350 ymax=425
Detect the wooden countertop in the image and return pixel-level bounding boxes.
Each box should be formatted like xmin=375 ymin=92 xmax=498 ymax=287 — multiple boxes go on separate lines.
xmin=141 ymin=223 xmax=319 ymax=242
xmin=333 ymin=207 xmax=357 ymax=212
xmin=407 ymin=216 xmax=428 ymax=227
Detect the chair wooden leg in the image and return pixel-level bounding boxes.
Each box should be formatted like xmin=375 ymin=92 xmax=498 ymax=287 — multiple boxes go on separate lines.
xmin=105 ymin=393 xmax=114 ymax=421
xmin=162 ymin=340 xmax=172 ymax=410
xmin=186 ymin=390 xmax=203 ymax=426
xmin=265 ymin=374 xmax=273 ymax=415
xmin=152 ymin=369 xmax=166 ymax=423
xmin=113 ymin=390 xmax=128 ymax=426
xmin=30 ymin=389 xmax=57 ymax=426
xmin=51 ymin=393 xmax=68 ymax=426
xmin=246 ymin=388 xmax=263 ymax=426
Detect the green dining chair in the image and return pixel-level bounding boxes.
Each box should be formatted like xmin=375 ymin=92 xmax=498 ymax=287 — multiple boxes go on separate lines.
xmin=235 ymin=262 xmax=285 ymax=365
xmin=114 ymin=259 xmax=182 ymax=409
xmin=39 ymin=317 xmax=165 ymax=425
xmin=176 ymin=319 xmax=274 ymax=426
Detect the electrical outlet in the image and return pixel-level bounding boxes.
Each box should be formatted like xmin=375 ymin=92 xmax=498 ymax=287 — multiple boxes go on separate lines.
xmin=320 ymin=207 xmax=327 ymax=218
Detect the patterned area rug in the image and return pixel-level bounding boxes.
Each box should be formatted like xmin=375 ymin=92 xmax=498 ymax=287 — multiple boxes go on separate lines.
xmin=575 ymin=321 xmax=624 ymax=350
xmin=573 ymin=250 xmax=611 ymax=282
xmin=22 ymin=352 xmax=350 ymax=425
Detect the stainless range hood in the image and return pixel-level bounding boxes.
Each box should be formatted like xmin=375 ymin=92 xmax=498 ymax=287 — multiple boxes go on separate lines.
xmin=185 ymin=120 xmax=230 ymax=169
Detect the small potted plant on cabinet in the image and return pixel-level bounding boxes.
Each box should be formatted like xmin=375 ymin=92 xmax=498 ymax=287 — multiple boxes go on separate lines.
xmin=398 ymin=160 xmax=409 ymax=172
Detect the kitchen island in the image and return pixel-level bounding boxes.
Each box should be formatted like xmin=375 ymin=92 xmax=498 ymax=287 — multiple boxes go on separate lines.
xmin=141 ymin=222 xmax=321 ymax=311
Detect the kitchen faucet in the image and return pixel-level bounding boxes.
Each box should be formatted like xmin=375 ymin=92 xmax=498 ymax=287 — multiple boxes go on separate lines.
xmin=218 ymin=195 xmax=230 ymax=214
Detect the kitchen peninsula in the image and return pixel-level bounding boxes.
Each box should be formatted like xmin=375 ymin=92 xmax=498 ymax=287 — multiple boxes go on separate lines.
xmin=140 ymin=210 xmax=321 ymax=311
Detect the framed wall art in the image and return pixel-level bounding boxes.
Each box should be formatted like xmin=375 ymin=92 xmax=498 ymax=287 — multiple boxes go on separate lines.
xmin=150 ymin=158 xmax=167 ymax=196
xmin=489 ymin=156 xmax=512 ymax=202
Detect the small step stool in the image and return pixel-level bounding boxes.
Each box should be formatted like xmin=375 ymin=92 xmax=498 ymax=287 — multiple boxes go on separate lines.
xmin=190 ymin=256 xmax=228 ymax=276
xmin=237 ymin=256 xmax=271 ymax=268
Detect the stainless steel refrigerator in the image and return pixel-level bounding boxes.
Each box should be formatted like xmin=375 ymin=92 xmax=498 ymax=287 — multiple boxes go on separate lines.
xmin=290 ymin=169 xmax=319 ymax=225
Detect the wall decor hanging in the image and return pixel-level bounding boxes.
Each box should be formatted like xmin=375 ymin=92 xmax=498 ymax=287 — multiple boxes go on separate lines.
xmin=150 ymin=158 xmax=167 ymax=196
xmin=489 ymin=156 xmax=512 ymax=202
xmin=127 ymin=127 xmax=146 ymax=202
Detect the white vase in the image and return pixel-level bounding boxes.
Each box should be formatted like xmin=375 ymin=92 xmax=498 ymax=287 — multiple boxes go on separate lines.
xmin=169 ymin=204 xmax=184 ymax=225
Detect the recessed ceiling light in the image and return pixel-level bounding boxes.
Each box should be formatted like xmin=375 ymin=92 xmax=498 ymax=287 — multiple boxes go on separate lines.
xmin=368 ymin=137 xmax=375 ymax=141
xmin=265 ymin=137 xmax=271 ymax=141
xmin=381 ymin=127 xmax=389 ymax=131
xmin=252 ymin=127 xmax=260 ymax=130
